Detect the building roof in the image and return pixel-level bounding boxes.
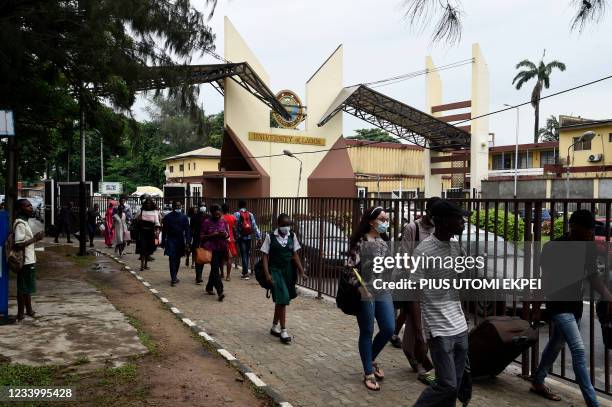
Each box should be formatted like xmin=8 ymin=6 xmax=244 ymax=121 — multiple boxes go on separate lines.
xmin=489 ymin=141 xmax=558 ymax=153
xmin=344 ymin=138 xmax=424 ymax=150
xmin=162 ymin=147 xmax=221 ymax=161
xmin=559 ymin=118 xmax=612 ymax=131
xmin=318 ymin=85 xmax=470 ymax=151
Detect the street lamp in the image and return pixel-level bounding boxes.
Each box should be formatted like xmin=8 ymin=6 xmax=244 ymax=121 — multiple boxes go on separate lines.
xmin=504 ymin=104 xmax=520 ymax=199
xmin=283 ymin=150 xmax=303 ymax=197
xmin=566 ymin=131 xmax=596 ymax=199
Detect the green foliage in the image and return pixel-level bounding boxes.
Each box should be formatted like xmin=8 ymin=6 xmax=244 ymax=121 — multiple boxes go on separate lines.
xmin=347 ymin=128 xmax=400 ymax=143
xmin=470 ymin=209 xmax=526 ymax=241
xmin=0 ymin=364 xmax=58 ymax=386
xmin=538 ymin=115 xmax=560 ymax=142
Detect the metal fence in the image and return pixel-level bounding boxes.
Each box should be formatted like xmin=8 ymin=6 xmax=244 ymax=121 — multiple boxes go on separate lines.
xmin=48 ymin=194 xmax=612 ymax=395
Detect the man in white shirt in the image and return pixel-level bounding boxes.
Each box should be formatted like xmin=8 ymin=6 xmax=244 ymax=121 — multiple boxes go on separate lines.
xmin=14 ymin=199 xmax=44 ymax=321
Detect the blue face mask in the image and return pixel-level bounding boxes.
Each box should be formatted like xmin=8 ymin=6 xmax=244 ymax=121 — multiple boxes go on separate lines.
xmin=375 ymin=221 xmax=389 ymax=234
xmin=279 ymin=226 xmax=291 ymax=235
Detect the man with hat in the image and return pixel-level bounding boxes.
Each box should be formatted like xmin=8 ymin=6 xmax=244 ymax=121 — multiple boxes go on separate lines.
xmin=412 ymin=199 xmax=471 ymax=407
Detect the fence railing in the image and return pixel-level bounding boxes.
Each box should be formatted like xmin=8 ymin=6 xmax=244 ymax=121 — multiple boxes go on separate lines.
xmin=48 ymin=194 xmax=612 ymax=395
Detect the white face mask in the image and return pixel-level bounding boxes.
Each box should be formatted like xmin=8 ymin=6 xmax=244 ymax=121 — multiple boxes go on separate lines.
xmin=279 ymin=226 xmax=291 ymax=235
xmin=199 ymin=206 xmax=206 ymax=213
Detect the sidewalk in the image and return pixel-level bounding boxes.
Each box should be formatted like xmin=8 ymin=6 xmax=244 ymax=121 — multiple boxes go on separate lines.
xmin=93 ymin=239 xmax=600 ymax=407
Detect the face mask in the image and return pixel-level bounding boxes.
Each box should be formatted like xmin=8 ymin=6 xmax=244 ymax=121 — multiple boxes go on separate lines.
xmin=279 ymin=226 xmax=291 ymax=235
xmin=375 ymin=221 xmax=389 ymax=234
xmin=199 ymin=206 xmax=206 ymax=213
xmin=174 ymin=208 xmax=182 ymax=213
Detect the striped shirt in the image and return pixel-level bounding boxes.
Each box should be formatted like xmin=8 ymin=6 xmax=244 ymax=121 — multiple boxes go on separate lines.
xmin=412 ymin=235 xmax=468 ymax=338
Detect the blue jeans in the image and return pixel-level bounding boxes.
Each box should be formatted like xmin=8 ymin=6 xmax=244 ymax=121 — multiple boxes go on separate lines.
xmin=237 ymin=238 xmax=251 ymax=276
xmin=414 ymin=331 xmax=469 ymax=407
xmin=356 ymin=296 xmax=395 ymax=375
xmin=534 ymin=313 xmax=598 ymax=407
xmin=168 ymin=255 xmax=181 ymax=282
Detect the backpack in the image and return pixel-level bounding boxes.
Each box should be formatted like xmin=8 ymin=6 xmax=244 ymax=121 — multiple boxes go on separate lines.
xmin=239 ymin=211 xmax=254 ymax=236
xmin=254 ymin=260 xmax=272 ymax=298
xmin=336 ymin=267 xmax=369 ymax=315
xmin=6 ymin=220 xmax=25 ymax=273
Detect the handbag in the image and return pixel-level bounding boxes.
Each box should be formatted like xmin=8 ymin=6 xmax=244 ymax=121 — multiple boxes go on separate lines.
xmin=6 ymin=220 xmax=26 ymax=273
xmin=123 ymin=230 xmax=131 ymax=241
xmin=336 ymin=267 xmax=370 ymax=315
xmin=195 ymin=247 xmax=212 ymax=265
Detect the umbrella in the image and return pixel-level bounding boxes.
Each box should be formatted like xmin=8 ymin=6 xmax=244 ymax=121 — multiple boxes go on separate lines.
xmin=131 ymin=186 xmax=163 ymax=197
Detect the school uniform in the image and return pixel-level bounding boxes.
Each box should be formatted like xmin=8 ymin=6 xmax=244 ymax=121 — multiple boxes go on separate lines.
xmin=260 ymin=229 xmax=301 ymax=305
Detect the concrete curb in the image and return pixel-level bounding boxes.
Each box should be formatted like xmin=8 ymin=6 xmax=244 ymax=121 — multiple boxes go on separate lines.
xmin=96 ymin=249 xmax=293 ymax=407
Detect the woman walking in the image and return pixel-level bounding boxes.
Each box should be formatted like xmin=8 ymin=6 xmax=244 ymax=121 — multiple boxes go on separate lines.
xmin=348 ymin=206 xmax=395 ymax=391
xmin=191 ymin=202 xmax=208 ymax=283
xmin=200 ymin=204 xmax=228 ymax=301
xmin=103 ymin=200 xmax=115 ymax=248
xmin=136 ymin=197 xmax=160 ymax=271
xmin=222 ymin=203 xmax=237 ymax=281
xmin=112 ymin=205 xmax=128 ymax=256
xmin=261 ymin=213 xmax=306 ymax=344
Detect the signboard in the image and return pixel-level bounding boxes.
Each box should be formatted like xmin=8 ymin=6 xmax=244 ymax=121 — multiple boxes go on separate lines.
xmin=99 ymin=182 xmax=123 ymax=195
xmin=0 ymin=110 xmax=15 ymax=136
xmin=249 ymin=132 xmax=325 ymax=146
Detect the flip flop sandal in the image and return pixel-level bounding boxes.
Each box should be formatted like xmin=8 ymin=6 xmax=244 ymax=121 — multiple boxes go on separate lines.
xmin=363 ymin=374 xmax=380 ymax=391
xmin=529 ymin=386 xmax=561 ymax=401
xmin=418 ymin=372 xmax=436 ymax=386
xmin=372 ymin=362 xmax=384 ymax=380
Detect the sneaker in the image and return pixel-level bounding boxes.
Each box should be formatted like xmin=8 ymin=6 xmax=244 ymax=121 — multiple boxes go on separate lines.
xmin=390 ymin=335 xmax=402 ymax=348
xmin=270 ymin=324 xmax=281 ymax=337
xmin=195 ymin=279 xmax=203 ymax=285
xmin=241 ymin=275 xmax=250 ymax=280
xmin=280 ymin=329 xmax=291 ymax=344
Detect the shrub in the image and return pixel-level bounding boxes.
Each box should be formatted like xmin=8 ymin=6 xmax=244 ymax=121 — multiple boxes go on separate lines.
xmin=470 ymin=209 xmax=526 ymax=241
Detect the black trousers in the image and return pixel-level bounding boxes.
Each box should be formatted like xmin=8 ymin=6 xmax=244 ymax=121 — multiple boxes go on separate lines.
xmin=169 ymin=255 xmax=181 ymax=282
xmin=55 ymin=222 xmax=71 ymax=241
xmin=206 ymin=250 xmax=225 ymax=295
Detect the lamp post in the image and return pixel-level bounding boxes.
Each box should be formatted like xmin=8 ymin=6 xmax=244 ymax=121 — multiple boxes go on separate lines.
xmin=566 ymin=131 xmax=596 ymax=199
xmin=504 ymin=104 xmax=520 ymax=199
xmin=220 ymin=167 xmax=227 ymax=201
xmin=283 ymin=150 xmax=303 ymax=197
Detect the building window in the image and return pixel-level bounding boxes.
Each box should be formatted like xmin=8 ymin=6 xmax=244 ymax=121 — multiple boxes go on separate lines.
xmin=492 ymin=153 xmax=514 ymax=170
xmin=609 ymin=133 xmax=612 ymax=142
xmin=357 ymin=187 xmax=368 ymax=198
xmin=169 ymin=166 xmax=174 ymax=173
xmin=188 ymin=163 xmax=191 ymax=170
xmin=179 ymin=164 xmax=184 ymax=171
xmin=192 ymin=186 xmax=201 ymax=198
xmin=519 ymin=152 xmax=531 ymax=169
xmin=193 ymin=162 xmax=196 ymax=171
xmin=540 ymin=150 xmax=556 ymax=166
xmin=573 ymin=136 xmax=591 ymax=151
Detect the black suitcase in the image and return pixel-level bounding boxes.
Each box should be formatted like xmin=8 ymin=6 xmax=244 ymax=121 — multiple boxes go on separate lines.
xmin=468 ymin=316 xmax=538 ymax=377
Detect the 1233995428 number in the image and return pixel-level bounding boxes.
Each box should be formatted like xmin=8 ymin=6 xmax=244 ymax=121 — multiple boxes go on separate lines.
xmin=0 ymin=386 xmax=76 ymax=401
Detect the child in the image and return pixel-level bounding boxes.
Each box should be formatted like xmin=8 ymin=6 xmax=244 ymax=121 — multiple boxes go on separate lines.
xmin=261 ymin=213 xmax=307 ymax=344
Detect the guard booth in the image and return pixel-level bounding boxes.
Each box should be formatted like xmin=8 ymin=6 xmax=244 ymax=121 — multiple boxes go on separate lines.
xmin=43 ymin=180 xmax=93 ymax=234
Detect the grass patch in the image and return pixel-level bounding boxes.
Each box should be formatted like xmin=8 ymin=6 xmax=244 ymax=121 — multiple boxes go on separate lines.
xmin=100 ymin=362 xmax=137 ymax=385
xmin=74 ymin=356 xmax=90 ymax=366
xmin=127 ymin=316 xmax=158 ymax=356
xmin=67 ymin=253 xmax=96 ymax=269
xmin=0 ymin=364 xmax=59 ymax=386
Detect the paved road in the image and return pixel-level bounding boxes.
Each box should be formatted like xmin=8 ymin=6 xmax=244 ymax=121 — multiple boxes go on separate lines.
xmin=69 ymin=239 xmax=604 ymax=406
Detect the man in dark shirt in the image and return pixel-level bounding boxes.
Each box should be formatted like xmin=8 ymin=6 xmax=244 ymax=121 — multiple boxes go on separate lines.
xmin=161 ymin=201 xmax=191 ymax=286
xmin=531 ymin=210 xmax=612 ymax=406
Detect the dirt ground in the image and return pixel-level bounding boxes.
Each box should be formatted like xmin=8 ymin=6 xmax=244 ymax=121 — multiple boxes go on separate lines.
xmin=22 ymin=246 xmax=270 ymax=407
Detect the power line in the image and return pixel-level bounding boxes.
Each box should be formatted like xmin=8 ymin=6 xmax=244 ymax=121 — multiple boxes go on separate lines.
xmin=229 ymin=72 xmax=612 ymax=161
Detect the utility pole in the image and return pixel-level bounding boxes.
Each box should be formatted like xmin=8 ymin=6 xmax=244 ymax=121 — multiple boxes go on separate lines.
xmin=78 ymin=96 xmax=87 ymax=256
xmin=100 ymin=136 xmax=104 ymax=182
xmin=5 ymin=132 xmax=16 ymax=225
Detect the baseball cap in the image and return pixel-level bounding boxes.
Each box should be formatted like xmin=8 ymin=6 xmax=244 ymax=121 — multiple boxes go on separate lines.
xmin=430 ymin=199 xmax=470 ymax=218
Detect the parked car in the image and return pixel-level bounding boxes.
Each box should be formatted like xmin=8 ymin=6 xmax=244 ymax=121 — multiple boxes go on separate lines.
xmin=518 ymin=208 xmax=552 ymax=223
xmin=294 ymin=219 xmax=349 ymax=275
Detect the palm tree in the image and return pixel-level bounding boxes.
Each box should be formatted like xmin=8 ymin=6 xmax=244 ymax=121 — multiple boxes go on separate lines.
xmin=538 ymin=115 xmax=560 ymax=142
xmin=512 ymin=53 xmax=566 ymax=144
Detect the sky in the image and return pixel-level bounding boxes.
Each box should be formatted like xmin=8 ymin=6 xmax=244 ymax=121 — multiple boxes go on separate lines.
xmin=132 ymin=0 xmax=612 ymax=146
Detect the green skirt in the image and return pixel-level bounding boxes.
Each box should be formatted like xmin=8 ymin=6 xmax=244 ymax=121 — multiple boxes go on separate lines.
xmin=17 ymin=264 xmax=37 ymax=295
xmin=270 ymin=266 xmax=297 ymax=305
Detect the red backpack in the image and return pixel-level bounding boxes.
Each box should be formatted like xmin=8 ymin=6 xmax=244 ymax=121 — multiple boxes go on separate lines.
xmin=239 ymin=211 xmax=253 ymax=236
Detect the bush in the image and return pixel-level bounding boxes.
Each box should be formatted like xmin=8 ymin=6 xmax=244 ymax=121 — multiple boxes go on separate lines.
xmin=470 ymin=209 xmax=526 ymax=241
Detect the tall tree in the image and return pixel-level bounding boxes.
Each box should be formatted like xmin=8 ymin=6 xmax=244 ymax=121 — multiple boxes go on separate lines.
xmin=347 ymin=128 xmax=400 ymax=143
xmin=538 ymin=115 xmax=560 ymax=142
xmin=403 ymin=0 xmax=608 ymax=44
xmin=512 ymin=53 xmax=566 ymax=143
xmin=0 ymin=0 xmax=217 ymax=182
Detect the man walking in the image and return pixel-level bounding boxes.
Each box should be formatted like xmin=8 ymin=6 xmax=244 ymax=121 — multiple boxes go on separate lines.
xmin=234 ymin=200 xmax=261 ymax=280
xmin=14 ymin=199 xmax=45 ymax=320
xmin=412 ymin=199 xmax=470 ymax=407
xmin=530 ymin=210 xmax=612 ymax=406
xmin=161 ymin=201 xmax=191 ymax=286
xmin=54 ymin=202 xmax=75 ymax=243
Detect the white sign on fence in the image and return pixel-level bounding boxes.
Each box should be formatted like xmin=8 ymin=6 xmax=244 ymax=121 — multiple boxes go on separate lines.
xmin=99 ymin=182 xmax=123 ymax=195
xmin=0 ymin=110 xmax=15 ymax=136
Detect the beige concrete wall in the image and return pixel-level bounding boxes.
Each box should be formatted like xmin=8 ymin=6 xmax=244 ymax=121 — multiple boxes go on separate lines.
xmin=348 ymin=146 xmax=423 ymax=175
xmin=470 ymin=43 xmax=490 ymax=192
xmin=424 ymin=56 xmax=443 ymax=196
xmin=224 ymin=17 xmax=343 ymax=197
